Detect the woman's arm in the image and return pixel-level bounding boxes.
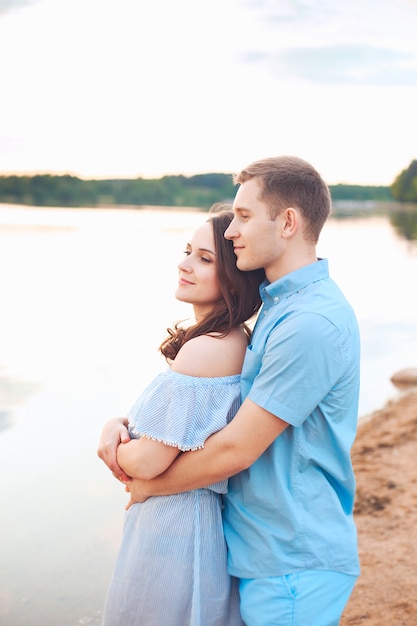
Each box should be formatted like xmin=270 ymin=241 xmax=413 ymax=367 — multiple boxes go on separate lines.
xmin=117 ymin=437 xmax=180 ymax=480
xmin=113 ymin=331 xmax=247 ymax=483
xmin=97 ymin=416 xmax=131 ymax=482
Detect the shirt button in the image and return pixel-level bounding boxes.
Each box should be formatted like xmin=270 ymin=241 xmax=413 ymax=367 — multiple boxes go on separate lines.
xmin=274 ymin=296 xmax=279 ymax=303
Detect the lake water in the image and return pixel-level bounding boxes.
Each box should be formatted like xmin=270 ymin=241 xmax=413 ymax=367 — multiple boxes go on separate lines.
xmin=1 ymin=203 xmax=416 ymax=625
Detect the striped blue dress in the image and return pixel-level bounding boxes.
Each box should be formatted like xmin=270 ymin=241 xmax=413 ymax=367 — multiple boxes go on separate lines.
xmin=102 ymin=370 xmax=244 ymax=626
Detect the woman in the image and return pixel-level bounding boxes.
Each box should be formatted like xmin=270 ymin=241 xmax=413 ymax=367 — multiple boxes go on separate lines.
xmin=100 ymin=205 xmax=264 ymax=626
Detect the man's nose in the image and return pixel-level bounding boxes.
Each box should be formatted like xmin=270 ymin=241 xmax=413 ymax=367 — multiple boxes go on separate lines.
xmin=224 ymin=220 xmax=237 ymax=240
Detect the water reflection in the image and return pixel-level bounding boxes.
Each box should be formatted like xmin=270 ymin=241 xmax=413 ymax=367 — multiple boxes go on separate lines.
xmin=1 ymin=204 xmax=417 ymax=626
xmin=332 ymin=201 xmax=390 ymax=219
xmin=0 ymin=372 xmax=40 ymax=432
xmin=333 ymin=201 xmax=417 ymax=247
xmin=389 ymin=206 xmax=417 ymax=244
xmin=331 ymin=201 xmax=417 ymax=254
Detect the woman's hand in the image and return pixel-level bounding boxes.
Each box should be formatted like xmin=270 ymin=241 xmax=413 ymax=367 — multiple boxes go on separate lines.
xmin=97 ymin=417 xmax=131 ymax=482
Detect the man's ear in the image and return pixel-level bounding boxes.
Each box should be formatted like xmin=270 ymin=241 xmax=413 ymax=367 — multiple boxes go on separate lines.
xmin=281 ymin=207 xmax=298 ymax=238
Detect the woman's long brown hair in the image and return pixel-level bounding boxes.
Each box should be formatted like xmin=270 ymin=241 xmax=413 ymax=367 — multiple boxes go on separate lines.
xmin=159 ymin=204 xmax=265 ymax=362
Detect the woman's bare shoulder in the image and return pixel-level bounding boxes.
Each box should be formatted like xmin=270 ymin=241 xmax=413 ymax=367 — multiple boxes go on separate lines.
xmin=171 ymin=327 xmax=248 ymax=378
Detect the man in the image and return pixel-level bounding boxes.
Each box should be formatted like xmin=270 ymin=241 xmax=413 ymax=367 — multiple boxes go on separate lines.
xmin=98 ymin=155 xmax=360 ymax=625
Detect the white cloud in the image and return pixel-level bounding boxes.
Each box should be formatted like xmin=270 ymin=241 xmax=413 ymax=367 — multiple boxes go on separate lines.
xmin=237 ymin=0 xmax=417 ymax=86
xmin=0 ymin=0 xmax=39 ymax=14
xmin=244 ymin=45 xmax=417 ymax=86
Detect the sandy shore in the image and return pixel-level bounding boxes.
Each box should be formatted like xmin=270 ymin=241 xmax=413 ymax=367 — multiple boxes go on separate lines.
xmin=341 ymin=386 xmax=417 ymax=625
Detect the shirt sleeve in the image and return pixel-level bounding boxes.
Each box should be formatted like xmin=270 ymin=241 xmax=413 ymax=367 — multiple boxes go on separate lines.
xmin=247 ymin=311 xmax=348 ymax=426
xmin=127 ymin=370 xmax=241 ymax=451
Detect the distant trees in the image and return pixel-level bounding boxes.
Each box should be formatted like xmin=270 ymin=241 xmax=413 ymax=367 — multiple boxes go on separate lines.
xmin=391 ymin=160 xmax=417 ymax=202
xmin=2 ymin=170 xmax=413 ymax=208
xmin=330 ymin=184 xmax=392 ymax=202
xmin=0 ymin=174 xmax=96 ymax=207
xmin=0 ymin=173 xmax=236 ymax=209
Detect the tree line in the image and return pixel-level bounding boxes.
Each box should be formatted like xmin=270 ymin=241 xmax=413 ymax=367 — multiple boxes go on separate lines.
xmin=391 ymin=160 xmax=417 ymax=202
xmin=0 ymin=173 xmax=237 ymax=209
xmin=0 ymin=163 xmax=416 ymax=209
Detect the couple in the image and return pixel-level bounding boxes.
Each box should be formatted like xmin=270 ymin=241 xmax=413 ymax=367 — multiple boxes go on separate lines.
xmin=98 ymin=156 xmax=361 ymax=626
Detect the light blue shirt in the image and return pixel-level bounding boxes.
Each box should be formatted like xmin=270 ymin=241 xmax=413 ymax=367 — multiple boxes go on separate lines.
xmin=223 ymin=259 xmax=361 ymax=578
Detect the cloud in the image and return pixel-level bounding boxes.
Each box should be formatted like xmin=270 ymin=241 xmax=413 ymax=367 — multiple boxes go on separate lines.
xmin=234 ymin=0 xmax=417 ymax=86
xmin=242 ymin=44 xmax=417 ymax=86
xmin=0 ymin=0 xmax=38 ymax=15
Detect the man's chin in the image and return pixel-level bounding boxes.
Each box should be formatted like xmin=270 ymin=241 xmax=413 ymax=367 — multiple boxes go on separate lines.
xmin=236 ymin=258 xmax=255 ymax=272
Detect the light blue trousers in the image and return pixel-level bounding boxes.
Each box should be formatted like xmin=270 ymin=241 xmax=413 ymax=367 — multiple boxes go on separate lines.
xmin=239 ymin=570 xmax=358 ymax=626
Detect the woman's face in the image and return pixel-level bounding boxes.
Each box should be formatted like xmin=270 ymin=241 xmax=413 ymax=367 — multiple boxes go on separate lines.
xmin=176 ymin=221 xmax=222 ymax=319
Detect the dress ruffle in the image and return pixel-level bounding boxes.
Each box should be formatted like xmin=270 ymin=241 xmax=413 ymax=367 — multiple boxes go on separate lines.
xmin=127 ymin=370 xmax=241 ymax=452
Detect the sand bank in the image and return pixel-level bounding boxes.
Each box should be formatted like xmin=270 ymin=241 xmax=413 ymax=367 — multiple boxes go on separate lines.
xmin=341 ymin=387 xmax=417 ymax=625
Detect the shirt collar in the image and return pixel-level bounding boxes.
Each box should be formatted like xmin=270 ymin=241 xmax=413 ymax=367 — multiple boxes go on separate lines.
xmin=260 ymin=258 xmax=329 ymax=304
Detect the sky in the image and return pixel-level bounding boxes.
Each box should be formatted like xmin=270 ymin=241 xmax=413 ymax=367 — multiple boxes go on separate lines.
xmin=1 ymin=0 xmax=417 ymax=185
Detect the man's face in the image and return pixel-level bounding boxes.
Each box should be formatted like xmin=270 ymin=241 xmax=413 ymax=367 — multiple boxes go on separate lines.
xmin=225 ymin=178 xmax=284 ymax=282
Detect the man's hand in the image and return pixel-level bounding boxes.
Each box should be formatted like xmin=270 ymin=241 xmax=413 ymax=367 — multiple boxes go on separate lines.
xmin=124 ymin=478 xmax=151 ymax=510
xmin=97 ymin=417 xmax=131 ymax=482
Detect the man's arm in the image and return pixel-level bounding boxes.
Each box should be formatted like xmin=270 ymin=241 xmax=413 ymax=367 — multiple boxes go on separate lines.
xmin=126 ymin=397 xmax=288 ymax=502
xmin=97 ymin=333 xmax=247 ymax=483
